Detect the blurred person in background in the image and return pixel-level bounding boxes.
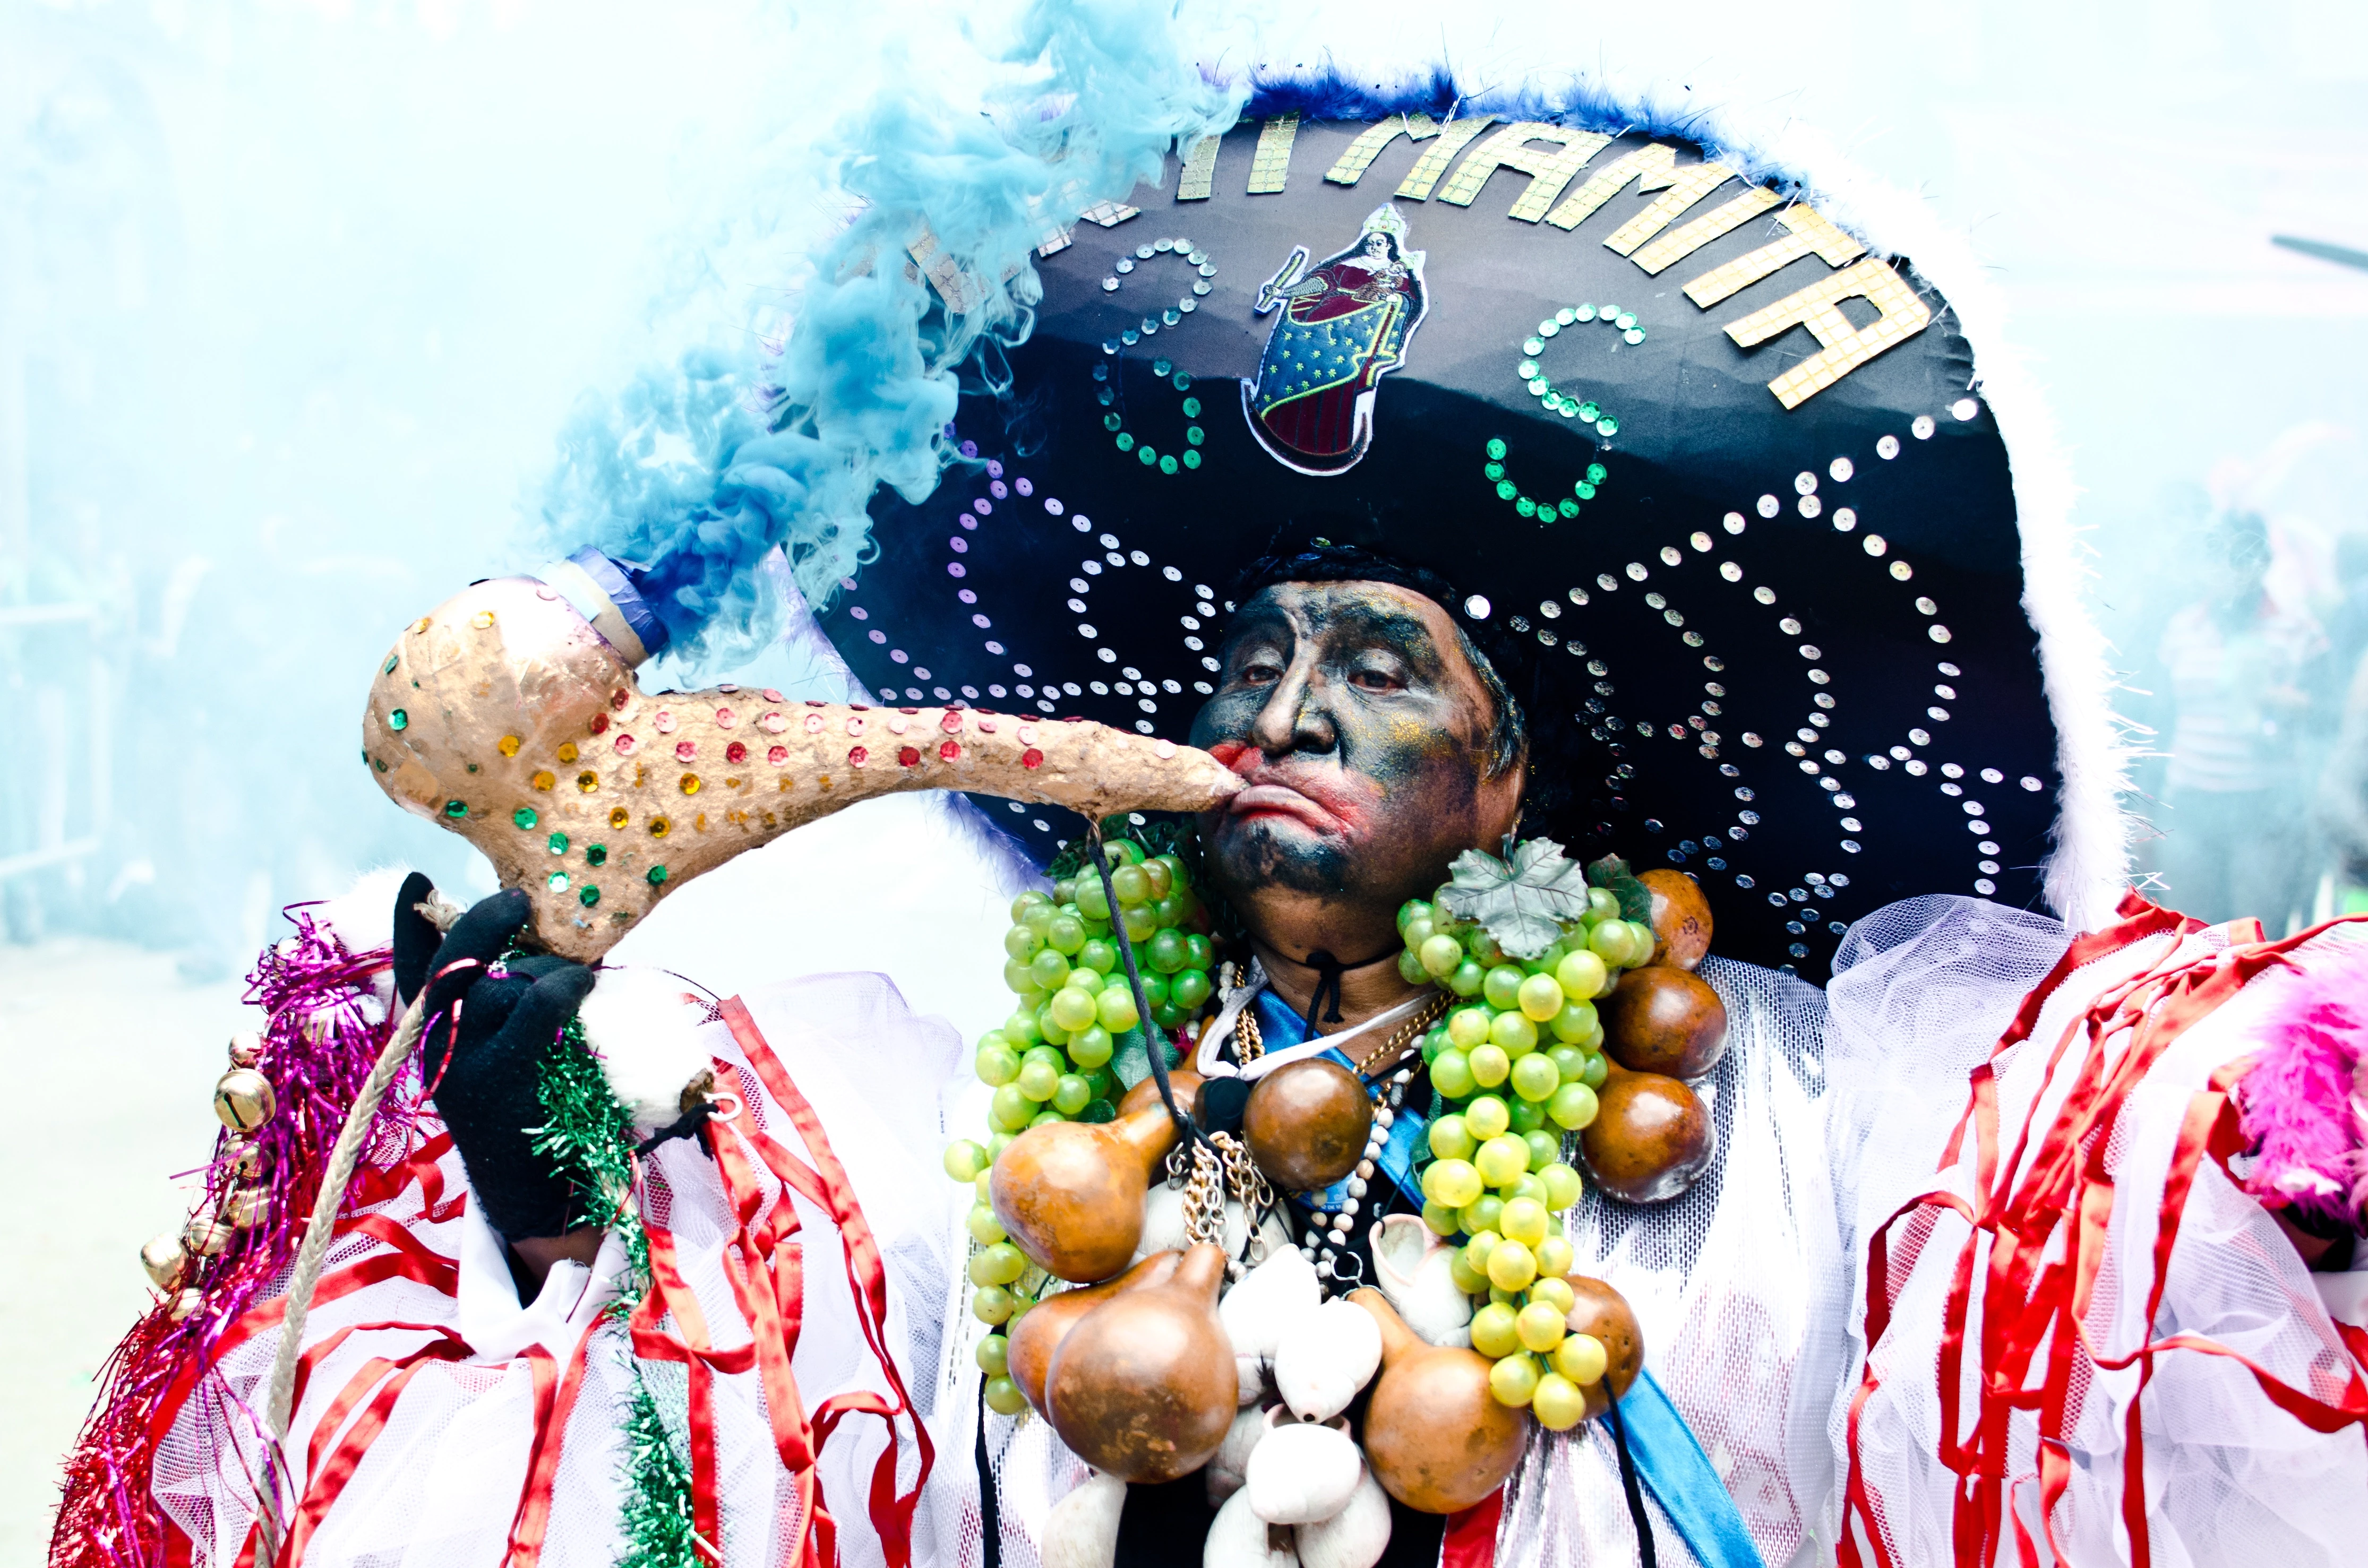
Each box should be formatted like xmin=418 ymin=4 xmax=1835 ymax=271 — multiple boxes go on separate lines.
xmin=2155 ymin=511 xmax=2326 ymax=929
xmin=2313 ymin=532 xmax=2368 ymax=915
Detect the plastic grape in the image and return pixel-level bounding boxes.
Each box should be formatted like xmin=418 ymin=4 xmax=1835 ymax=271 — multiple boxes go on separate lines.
xmin=1447 ymin=961 xmax=1487 ymax=997
xmin=1448 ymin=1248 xmax=1489 ymax=1295
xmin=1171 ymin=968 xmax=1212 ymax=1010
xmin=983 ymin=1135 xmax=1011 ymax=1168
xmin=1554 ymin=1332 xmax=1608 ymax=1386
xmin=1508 ymin=1097 xmax=1548 ymax=1136
xmin=1487 ymin=1238 xmax=1539 ymax=1291
xmin=1481 ymin=966 xmax=1523 ymax=1011
xmin=1548 ymin=1002 xmax=1601 ymax=1048
xmin=1422 ymin=1158 xmax=1483 ymax=1209
xmin=1067 ymin=1027 xmax=1114 ymax=1070
xmin=1499 ymin=1196 xmax=1550 ymax=1247
xmin=1005 ymin=925 xmax=1045 ymax=961
xmin=1048 ymin=988 xmax=1097 ymax=1033
xmin=1540 ymin=1162 xmax=1584 ymax=1211
xmin=1488 ymin=1285 xmax=1517 ymax=1308
xmin=945 ymin=1140 xmax=988 ymax=1182
xmin=1027 ymin=1109 xmax=1062 ymax=1128
xmin=1530 ymin=1372 xmax=1584 ymax=1429
xmin=1511 ymin=1053 xmax=1560 ymax=1103
xmin=975 ymin=1170 xmax=996 ymax=1201
xmin=976 ymin=1333 xmax=1010 ymax=1377
xmin=1521 ymin=1131 xmax=1561 ymax=1172
xmin=1508 ymin=1172 xmax=1551 ymax=1207
xmin=1035 ymin=1009 xmax=1070 ymax=1048
xmin=1545 ymin=1045 xmax=1589 ymax=1083
xmin=1146 ymin=929 xmax=1188 ymax=974
xmin=1141 ymin=858 xmax=1173 ymax=899
xmin=1517 ymin=972 xmax=1565 ymax=1022
xmin=1022 ymin=901 xmax=1057 ymax=936
xmin=1587 ymin=920 xmax=1633 ymax=966
xmin=1581 ymin=1053 xmax=1609 ymax=1089
xmin=1526 ymin=938 xmax=1568 ymax=975
xmin=1422 ymin=1199 xmax=1463 ymax=1235
xmin=1548 ymin=1082 xmax=1601 ymax=1132
xmin=1083 ymin=1066 xmax=1116 ymax=1101
xmin=1151 ymin=1002 xmax=1185 ymax=1031
xmin=1401 ymin=917 xmax=1435 ymax=954
xmin=1529 ymin=1275 xmax=1575 ymax=1316
xmin=1183 ymin=934 xmax=1214 ymax=971
xmin=975 ymin=1043 xmax=1020 ymax=1087
xmin=1421 ymin=1027 xmax=1452 ymax=1062
xmin=1438 ymin=1009 xmax=1483 ymax=1053
xmin=1476 ymin=1134 xmax=1530 ymax=1188
xmin=1555 ymin=949 xmax=1609 ymax=1001
xmin=1063 ymin=966 xmax=1104 ymax=995
xmin=1395 ymin=950 xmax=1427 ymax=984
xmin=1076 ymin=880 xmax=1113 ymax=920
xmin=1459 ymin=1194 xmax=1505 ymax=1239
xmin=990 ymin=1084 xmax=1035 ymax=1132
xmin=1397 ymin=898 xmax=1433 ymax=934
xmin=1464 ymin=1095 xmax=1512 ymax=1140
xmin=1011 ymin=889 xmax=1051 ymax=920
xmin=1095 ymin=987 xmax=1141 ymax=1033
xmin=1469 ymin=1302 xmax=1521 ymax=1358
xmin=1468 ymin=1044 xmax=1511 ymax=1089
xmin=1117 ymin=905 xmax=1155 ymax=943
xmin=1002 ymin=960 xmax=1036 ymax=995
xmin=1488 ymin=1351 xmax=1541 ymax=1408
xmin=1079 ymin=937 xmax=1119 ymax=974
xmin=1534 ymin=1236 xmax=1575 ymax=1280
xmin=966 ymin=1203 xmax=1008 ymax=1245
xmin=1516 ymin=1299 xmax=1567 ymax=1353
xmin=1027 ymin=949 xmax=1070 ymax=991
xmin=1429 ymin=1049 xmax=1477 ymax=1099
xmin=1111 ymin=864 xmax=1151 ymax=906
xmin=1419 ymin=934 xmax=1464 ymax=978
xmin=969 ymin=1243 xmax=1028 ymax=1287
xmin=1021 ymin=1044 xmax=1062 ymax=1072
xmin=1051 ymin=1074 xmax=1092 ymax=1116
xmin=1046 ymin=915 xmax=1086 ymax=955
xmin=1134 ymin=971 xmax=1171 ymax=1008
xmin=1003 ymin=1010 xmax=1044 ymax=1046
xmin=972 ymin=1286 xmax=1015 ymax=1324
xmin=1488 ymin=1010 xmax=1539 ymax=1055
xmin=982 ymin=1374 xmax=1027 ymax=1416
xmin=1103 ymin=837 xmax=1144 ymax=865
xmin=1462 ymin=1230 xmax=1503 ymax=1273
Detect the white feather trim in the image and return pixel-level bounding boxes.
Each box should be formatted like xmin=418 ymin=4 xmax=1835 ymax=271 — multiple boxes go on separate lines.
xmin=577 ymin=967 xmax=717 ymax=1131
xmin=312 ymin=865 xmax=413 ymax=959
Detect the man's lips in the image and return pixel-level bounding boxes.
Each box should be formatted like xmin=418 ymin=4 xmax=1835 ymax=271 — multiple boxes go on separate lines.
xmin=1227 ymin=782 xmax=1346 ymax=833
xmin=1205 ymin=744 xmax=1370 ymax=835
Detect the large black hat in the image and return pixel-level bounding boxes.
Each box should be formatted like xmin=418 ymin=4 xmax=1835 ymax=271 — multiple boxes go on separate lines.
xmin=810 ymin=104 xmax=2097 ymax=976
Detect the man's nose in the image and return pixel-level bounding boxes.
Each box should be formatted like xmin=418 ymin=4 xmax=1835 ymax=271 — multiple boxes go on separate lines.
xmin=1248 ymin=664 xmax=1337 ymax=757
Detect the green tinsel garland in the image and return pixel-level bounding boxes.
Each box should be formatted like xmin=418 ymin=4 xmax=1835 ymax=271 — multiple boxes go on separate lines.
xmin=531 ymin=1018 xmax=698 ymax=1564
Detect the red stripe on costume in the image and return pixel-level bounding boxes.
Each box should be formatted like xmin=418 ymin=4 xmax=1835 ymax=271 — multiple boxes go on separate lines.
xmin=1440 ymin=1488 xmax=1503 ymax=1568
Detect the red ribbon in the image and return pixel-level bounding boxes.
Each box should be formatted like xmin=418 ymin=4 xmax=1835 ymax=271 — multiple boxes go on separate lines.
xmin=1441 ymin=1487 xmax=1503 ymax=1568
xmin=1841 ymin=901 xmax=2368 ymax=1568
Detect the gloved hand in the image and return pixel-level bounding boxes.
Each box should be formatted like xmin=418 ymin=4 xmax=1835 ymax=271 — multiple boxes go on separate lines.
xmin=391 ymin=873 xmax=599 ymax=1241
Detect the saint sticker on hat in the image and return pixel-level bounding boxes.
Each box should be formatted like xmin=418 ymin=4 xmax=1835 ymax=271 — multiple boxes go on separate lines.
xmin=1243 ymin=203 xmax=1429 ymax=475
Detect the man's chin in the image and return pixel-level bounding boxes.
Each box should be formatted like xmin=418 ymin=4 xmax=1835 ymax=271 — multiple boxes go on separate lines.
xmin=1204 ymin=811 xmax=1353 ymax=894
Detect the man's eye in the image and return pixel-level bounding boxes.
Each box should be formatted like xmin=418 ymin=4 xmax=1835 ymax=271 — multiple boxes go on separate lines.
xmin=1349 ymin=669 xmax=1401 ymax=692
xmin=1238 ymin=660 xmax=1282 ymax=685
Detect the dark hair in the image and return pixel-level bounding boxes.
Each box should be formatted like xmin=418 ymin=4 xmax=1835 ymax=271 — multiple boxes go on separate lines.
xmin=1224 ymin=543 xmax=1527 ymax=778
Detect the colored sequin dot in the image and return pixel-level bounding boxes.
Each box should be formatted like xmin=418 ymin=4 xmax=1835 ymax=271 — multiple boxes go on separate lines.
xmin=388 ymin=709 xmax=408 ymax=731
xmin=848 ymin=745 xmax=869 ymax=767
xmin=1182 ymin=450 xmax=1202 ymax=469
xmin=382 ymin=656 xmax=399 ymax=676
xmin=675 ymin=740 xmax=697 ymax=762
xmin=443 ymin=799 xmax=467 ymax=819
xmin=533 ymin=770 xmax=555 ymax=791
xmin=1523 ymin=337 xmax=1545 ymax=356
xmin=585 ymin=845 xmax=606 ymax=867
xmin=589 ymin=713 xmax=610 ymax=736
xmin=513 ymin=807 xmax=538 ymax=830
xmin=939 ymin=739 xmax=962 ymax=761
xmin=497 ymin=735 xmax=521 ymax=758
xmin=556 ymin=743 xmax=579 ymax=763
xmin=614 ymin=734 xmax=637 ymax=755
xmin=898 ymin=746 xmax=922 ymax=767
xmin=679 ymin=774 xmax=701 ymax=795
xmin=1487 ymin=436 xmax=1508 ymax=460
xmin=648 ymin=865 xmax=669 ymax=886
xmin=579 ymin=884 xmax=600 ymax=907
xmin=577 ymin=771 xmax=599 ymax=792
xmin=546 ymin=833 xmax=569 ymax=857
xmin=1115 ymin=433 xmax=1135 ymax=452
xmin=1021 ymin=748 xmax=1045 ymax=769
xmin=725 ymin=741 xmax=748 ymax=764
xmin=548 ymin=871 xmax=570 ymax=892
xmin=649 ymin=817 xmax=670 ymax=838
xmin=1159 ymin=455 xmax=1178 ymax=474
xmin=767 ymin=745 xmax=788 ymax=765
xmin=715 ymin=708 xmax=736 ymax=729
xmin=411 ymin=617 xmax=432 ymax=634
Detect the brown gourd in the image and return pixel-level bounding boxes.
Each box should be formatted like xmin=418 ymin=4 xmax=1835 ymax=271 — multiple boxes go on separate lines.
xmin=1578 ymin=1061 xmax=1714 ymax=1203
xmin=1116 ymin=1066 xmax=1207 ymax=1120
xmin=1242 ymin=1058 xmax=1374 ymax=1191
xmin=991 ymin=1101 xmax=1181 ymax=1283
xmin=1637 ymin=867 xmax=1714 ymax=971
xmin=1044 ymin=1242 xmax=1238 ymax=1483
xmin=1599 ymin=965 xmax=1729 ymax=1079
xmin=1561 ymin=1274 xmax=1645 ymax=1419
xmin=1007 ymin=1251 xmax=1181 ymax=1416
xmin=1348 ymin=1288 xmax=1528 ymax=1514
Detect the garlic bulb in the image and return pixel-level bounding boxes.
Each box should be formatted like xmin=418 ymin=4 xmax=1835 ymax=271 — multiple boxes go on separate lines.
xmin=1206 ymin=1485 xmax=1301 ymax=1568
xmin=1205 ymin=1400 xmax=1272 ymax=1507
xmin=1246 ymin=1411 xmax=1362 ymax=1526
xmin=1272 ymin=1297 xmax=1384 ymax=1424
xmin=1042 ymin=1472 xmax=1127 ymax=1568
xmin=1294 ymin=1467 xmax=1391 ymax=1568
xmin=1218 ymin=1245 xmax=1322 ymax=1405
xmin=1369 ymin=1214 xmax=1475 ymax=1349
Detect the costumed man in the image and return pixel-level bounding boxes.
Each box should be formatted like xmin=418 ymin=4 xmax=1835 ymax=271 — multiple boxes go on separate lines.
xmin=58 ymin=40 xmax=2368 ymax=1568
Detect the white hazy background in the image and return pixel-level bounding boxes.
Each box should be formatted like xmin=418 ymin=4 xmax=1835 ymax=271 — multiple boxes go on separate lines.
xmin=4 ymin=0 xmax=2367 ymax=1558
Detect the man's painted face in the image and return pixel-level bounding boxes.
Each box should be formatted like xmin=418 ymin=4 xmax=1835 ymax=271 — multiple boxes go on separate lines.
xmin=1189 ymin=580 xmax=1523 ymax=924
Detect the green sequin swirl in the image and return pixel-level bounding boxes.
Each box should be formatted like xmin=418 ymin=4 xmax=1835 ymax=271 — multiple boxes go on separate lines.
xmin=1515 ymin=304 xmax=1642 ymax=438
xmin=1484 ymin=438 xmax=1610 ymax=524
xmin=1094 ymin=356 xmax=1206 ymax=476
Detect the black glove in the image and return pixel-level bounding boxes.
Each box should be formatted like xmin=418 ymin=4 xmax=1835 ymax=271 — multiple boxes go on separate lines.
xmin=391 ymin=874 xmax=599 ymax=1241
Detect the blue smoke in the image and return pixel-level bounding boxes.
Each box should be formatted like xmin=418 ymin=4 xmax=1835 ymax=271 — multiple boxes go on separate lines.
xmin=539 ymin=0 xmax=1247 ymax=668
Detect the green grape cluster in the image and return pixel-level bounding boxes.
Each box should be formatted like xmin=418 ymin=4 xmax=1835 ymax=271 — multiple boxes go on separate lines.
xmin=939 ymin=838 xmax=1214 ymax=1417
xmin=1399 ymin=888 xmax=1654 ymax=1426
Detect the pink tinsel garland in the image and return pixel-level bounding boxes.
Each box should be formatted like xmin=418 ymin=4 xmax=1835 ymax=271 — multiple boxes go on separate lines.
xmin=2233 ymin=941 xmax=2368 ymax=1230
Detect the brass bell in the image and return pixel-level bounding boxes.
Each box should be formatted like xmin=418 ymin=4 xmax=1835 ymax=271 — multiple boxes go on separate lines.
xmin=167 ymin=1288 xmax=204 ymax=1322
xmin=184 ymin=1213 xmax=233 ymax=1257
xmin=140 ymin=1233 xmax=189 ymax=1290
xmin=227 ymin=1030 xmax=263 ymax=1068
xmin=213 ymin=1069 xmax=276 ymax=1133
xmin=224 ymin=1140 xmax=265 ymax=1181
xmin=221 ymin=1185 xmax=271 ymax=1230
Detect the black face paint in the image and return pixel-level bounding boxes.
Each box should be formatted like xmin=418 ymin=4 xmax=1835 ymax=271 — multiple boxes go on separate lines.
xmin=1190 ymin=581 xmax=1511 ymax=917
